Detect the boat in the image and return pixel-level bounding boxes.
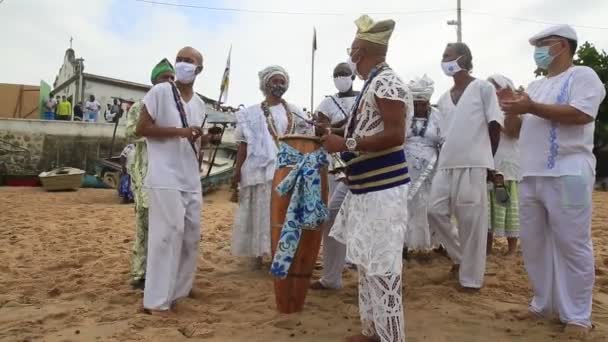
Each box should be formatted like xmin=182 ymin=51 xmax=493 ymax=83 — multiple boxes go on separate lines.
xmin=200 ymin=144 xmax=237 ymax=194
xmin=38 ymin=167 xmax=85 ymax=191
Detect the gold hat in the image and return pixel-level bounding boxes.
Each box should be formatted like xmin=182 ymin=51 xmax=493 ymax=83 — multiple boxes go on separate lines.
xmin=355 ymin=15 xmax=395 ymax=46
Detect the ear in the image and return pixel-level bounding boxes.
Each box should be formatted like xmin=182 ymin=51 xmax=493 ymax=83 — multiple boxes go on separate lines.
xmin=351 ymin=75 xmax=356 ymax=81
xmin=195 ymin=66 xmax=203 ymax=75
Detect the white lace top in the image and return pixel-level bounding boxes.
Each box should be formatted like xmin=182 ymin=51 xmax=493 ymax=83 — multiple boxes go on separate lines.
xmin=346 ymin=68 xmax=412 ymax=139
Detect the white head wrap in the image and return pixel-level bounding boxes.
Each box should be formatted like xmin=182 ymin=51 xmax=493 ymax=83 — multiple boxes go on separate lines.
xmin=408 ymin=74 xmax=435 ymax=101
xmin=487 ymin=74 xmax=515 ymax=91
xmin=258 ymin=65 xmax=290 ymax=95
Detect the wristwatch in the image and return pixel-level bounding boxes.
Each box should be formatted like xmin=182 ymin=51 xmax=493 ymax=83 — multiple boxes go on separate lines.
xmin=345 ymin=137 xmax=357 ymax=151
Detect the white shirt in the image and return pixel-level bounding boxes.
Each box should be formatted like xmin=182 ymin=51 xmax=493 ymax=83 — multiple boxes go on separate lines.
xmin=120 ymin=143 xmax=136 ymax=171
xmin=315 ymin=94 xmax=357 ymax=125
xmin=85 ymin=100 xmax=101 ymax=113
xmin=494 ymin=133 xmax=520 ymax=181
xmin=143 ymin=82 xmax=206 ymax=192
xmin=235 ymin=102 xmax=311 ymax=187
xmin=520 ymin=66 xmax=606 ymax=177
xmin=437 ymin=79 xmax=504 ymax=170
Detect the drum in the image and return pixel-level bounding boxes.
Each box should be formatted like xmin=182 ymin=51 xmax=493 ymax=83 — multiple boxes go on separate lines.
xmin=270 ymin=135 xmax=329 ymax=314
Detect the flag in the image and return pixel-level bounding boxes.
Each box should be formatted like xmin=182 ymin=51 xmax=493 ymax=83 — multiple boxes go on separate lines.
xmin=312 ymin=28 xmax=317 ymax=52
xmin=218 ymin=46 xmax=231 ymax=104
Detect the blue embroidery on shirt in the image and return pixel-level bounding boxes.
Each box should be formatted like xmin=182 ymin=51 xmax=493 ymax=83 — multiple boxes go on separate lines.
xmin=546 ymin=73 xmax=574 ymax=169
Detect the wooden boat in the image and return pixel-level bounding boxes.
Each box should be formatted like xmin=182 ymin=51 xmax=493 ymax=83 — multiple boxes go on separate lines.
xmin=270 ymin=135 xmax=328 ymax=314
xmin=38 ymin=167 xmax=85 ymax=191
xmin=200 ymin=144 xmax=237 ymax=194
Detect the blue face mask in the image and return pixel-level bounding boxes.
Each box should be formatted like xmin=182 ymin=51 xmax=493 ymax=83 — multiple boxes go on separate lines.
xmin=534 ymin=43 xmax=559 ymax=69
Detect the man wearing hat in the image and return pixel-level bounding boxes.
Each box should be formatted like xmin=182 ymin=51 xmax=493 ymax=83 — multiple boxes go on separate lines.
xmin=501 ymin=25 xmax=606 ymax=336
xmin=322 ymin=15 xmax=412 ymax=342
xmin=125 ymin=58 xmax=175 ymax=290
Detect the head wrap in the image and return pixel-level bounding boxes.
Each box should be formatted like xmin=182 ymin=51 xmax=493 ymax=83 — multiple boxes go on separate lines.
xmin=354 ymin=15 xmax=395 ymax=46
xmin=150 ymin=58 xmax=175 ymax=83
xmin=258 ymin=65 xmax=290 ymax=94
xmin=408 ymin=74 xmax=435 ymax=101
xmin=487 ymin=74 xmax=515 ymax=91
xmin=529 ymin=24 xmax=577 ymax=45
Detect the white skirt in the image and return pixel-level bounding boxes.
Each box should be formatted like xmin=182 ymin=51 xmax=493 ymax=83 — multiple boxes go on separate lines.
xmin=231 ymin=182 xmax=272 ymax=257
xmin=330 ymin=184 xmax=408 ymax=276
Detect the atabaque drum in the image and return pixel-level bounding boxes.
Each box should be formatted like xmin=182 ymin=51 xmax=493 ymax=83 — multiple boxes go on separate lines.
xmin=270 ymin=134 xmax=329 ymax=314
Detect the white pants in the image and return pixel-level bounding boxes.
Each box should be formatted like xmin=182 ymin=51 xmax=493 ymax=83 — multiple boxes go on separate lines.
xmin=359 ymin=269 xmax=404 ymax=342
xmin=144 ymin=189 xmax=202 ymax=310
xmin=520 ymin=168 xmax=595 ymax=327
xmin=428 ymin=168 xmax=488 ymax=288
xmin=320 ymin=179 xmax=348 ymax=289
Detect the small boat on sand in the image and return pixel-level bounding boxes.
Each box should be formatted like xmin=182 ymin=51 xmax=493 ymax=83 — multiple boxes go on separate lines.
xmin=39 ymin=167 xmax=85 ymax=191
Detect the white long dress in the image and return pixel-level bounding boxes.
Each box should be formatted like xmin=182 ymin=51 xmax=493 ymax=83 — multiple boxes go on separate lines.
xmin=404 ymin=109 xmax=442 ymax=250
xmin=231 ymin=103 xmax=310 ymax=258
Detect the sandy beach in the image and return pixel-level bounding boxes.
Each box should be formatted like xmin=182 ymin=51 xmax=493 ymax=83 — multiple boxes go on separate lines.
xmin=1 ymin=186 xmax=607 ymax=342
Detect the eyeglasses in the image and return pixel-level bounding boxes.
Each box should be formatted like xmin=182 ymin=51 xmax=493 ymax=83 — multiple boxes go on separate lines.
xmin=346 ymin=47 xmax=360 ymax=56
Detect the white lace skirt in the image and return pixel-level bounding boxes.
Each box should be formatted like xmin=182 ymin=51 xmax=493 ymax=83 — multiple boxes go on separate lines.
xmin=231 ymin=182 xmax=272 ymax=257
xmin=330 ymin=184 xmax=408 ymax=276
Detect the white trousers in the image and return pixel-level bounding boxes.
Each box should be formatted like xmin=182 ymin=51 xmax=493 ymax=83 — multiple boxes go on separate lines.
xmin=359 ymin=269 xmax=405 ymax=342
xmin=428 ymin=168 xmax=488 ymax=288
xmin=320 ymin=178 xmax=348 ymax=289
xmin=520 ymin=168 xmax=595 ymax=327
xmin=144 ymin=188 xmax=202 ymax=310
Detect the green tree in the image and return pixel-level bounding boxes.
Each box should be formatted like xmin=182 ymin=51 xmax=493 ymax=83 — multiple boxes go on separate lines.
xmin=534 ymin=42 xmax=608 ymax=177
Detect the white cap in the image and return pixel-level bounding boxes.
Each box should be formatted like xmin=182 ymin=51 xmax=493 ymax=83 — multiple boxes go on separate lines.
xmin=529 ymin=24 xmax=577 ymax=45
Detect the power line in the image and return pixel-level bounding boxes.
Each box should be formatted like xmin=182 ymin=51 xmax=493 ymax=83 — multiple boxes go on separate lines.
xmin=134 ymin=0 xmax=453 ymax=16
xmin=462 ymin=9 xmax=608 ymax=30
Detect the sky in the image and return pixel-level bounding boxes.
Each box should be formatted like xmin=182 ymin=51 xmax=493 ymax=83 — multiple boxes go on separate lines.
xmin=1 ymin=0 xmax=608 ymax=108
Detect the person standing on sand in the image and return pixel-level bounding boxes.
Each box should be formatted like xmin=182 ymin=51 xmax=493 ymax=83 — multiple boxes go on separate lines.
xmin=136 ymin=47 xmax=219 ymax=314
xmin=310 ymin=62 xmax=359 ymax=291
xmin=427 ymin=42 xmax=502 ymax=291
xmin=231 ymin=65 xmax=311 ymax=270
xmin=485 ymin=74 xmax=521 ymax=256
xmin=322 ymin=15 xmax=411 ymax=342
xmin=126 ymin=58 xmax=175 ymax=290
xmin=501 ymin=25 xmax=605 ymax=338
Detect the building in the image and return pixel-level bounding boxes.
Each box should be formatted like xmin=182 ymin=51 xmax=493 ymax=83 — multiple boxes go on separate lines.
xmin=0 ymin=83 xmax=40 ymax=119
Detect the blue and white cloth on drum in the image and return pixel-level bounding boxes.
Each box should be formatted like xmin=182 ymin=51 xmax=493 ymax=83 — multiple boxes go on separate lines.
xmin=270 ymin=142 xmax=329 ymax=279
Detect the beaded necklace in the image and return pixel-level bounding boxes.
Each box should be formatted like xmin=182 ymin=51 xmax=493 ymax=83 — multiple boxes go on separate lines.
xmin=261 ymin=99 xmax=295 ymax=142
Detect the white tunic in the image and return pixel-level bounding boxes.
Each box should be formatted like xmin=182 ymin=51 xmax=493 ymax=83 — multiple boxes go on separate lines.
xmin=330 ymin=68 xmax=412 ymax=276
xmin=315 ymin=94 xmax=357 ymax=124
xmin=143 ymin=82 xmax=206 ymax=193
xmin=437 ymin=79 xmax=504 ymax=170
xmin=494 ymin=132 xmax=520 ymax=181
xmin=520 ymin=66 xmax=606 ymax=177
xmin=232 ymin=102 xmax=310 ymax=258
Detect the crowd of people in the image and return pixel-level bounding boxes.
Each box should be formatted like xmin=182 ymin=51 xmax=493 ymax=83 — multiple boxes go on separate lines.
xmin=121 ymin=14 xmax=605 ymax=342
xmin=43 ymin=93 xmax=129 ymax=123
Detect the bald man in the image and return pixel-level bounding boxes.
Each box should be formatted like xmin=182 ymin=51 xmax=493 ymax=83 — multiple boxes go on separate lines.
xmin=136 ymin=47 xmax=216 ymax=312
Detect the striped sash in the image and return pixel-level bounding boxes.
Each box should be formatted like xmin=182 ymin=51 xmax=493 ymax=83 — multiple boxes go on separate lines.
xmin=341 ymin=146 xmax=410 ymax=194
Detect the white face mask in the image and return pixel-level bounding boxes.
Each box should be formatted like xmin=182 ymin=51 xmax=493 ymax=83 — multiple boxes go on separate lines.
xmin=334 ymin=76 xmax=353 ymax=93
xmin=441 ymin=56 xmax=463 ymax=77
xmin=175 ymin=62 xmax=198 ymax=84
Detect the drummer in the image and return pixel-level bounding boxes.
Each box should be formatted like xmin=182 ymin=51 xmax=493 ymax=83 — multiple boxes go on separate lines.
xmin=311 ymin=62 xmax=359 ymax=290
xmin=322 ymin=15 xmax=411 ymax=342
xmin=231 ymin=65 xmax=312 ymax=270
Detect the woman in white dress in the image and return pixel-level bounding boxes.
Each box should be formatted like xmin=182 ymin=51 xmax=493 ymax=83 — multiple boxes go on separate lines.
xmin=404 ymin=75 xmax=443 ymax=251
xmin=231 ymin=65 xmax=311 ymax=269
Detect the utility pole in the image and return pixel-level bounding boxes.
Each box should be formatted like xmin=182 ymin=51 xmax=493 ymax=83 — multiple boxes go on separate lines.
xmin=447 ymin=0 xmax=462 ymax=42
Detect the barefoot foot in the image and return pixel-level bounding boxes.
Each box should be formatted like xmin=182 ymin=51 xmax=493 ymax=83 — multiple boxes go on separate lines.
xmin=563 ymin=323 xmax=591 ymax=339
